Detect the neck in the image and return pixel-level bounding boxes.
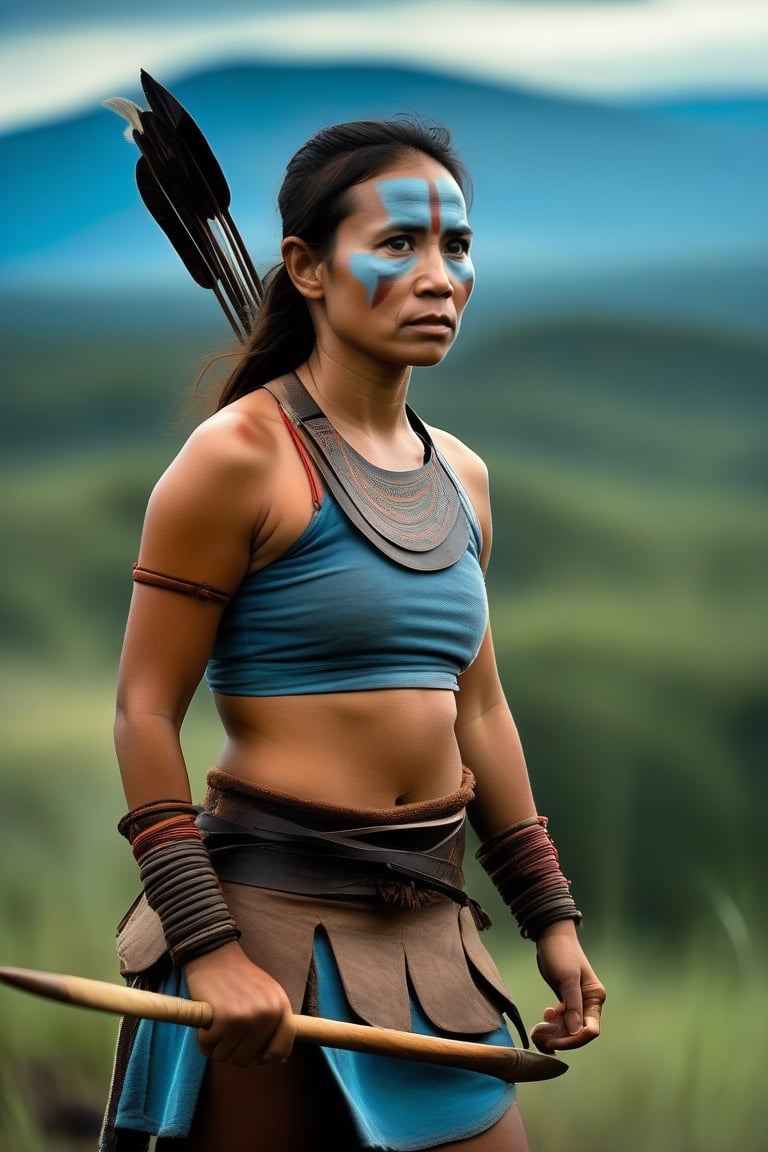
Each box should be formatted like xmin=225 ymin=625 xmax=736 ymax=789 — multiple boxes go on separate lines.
xmin=296 ymin=350 xmax=423 ymax=469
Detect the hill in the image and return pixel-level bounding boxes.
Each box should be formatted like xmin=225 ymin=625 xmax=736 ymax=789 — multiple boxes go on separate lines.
xmin=2 ymin=60 xmax=766 ymax=336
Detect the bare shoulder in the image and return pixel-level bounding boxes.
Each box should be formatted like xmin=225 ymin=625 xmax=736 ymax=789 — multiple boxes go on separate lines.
xmin=426 ymin=425 xmax=489 ymax=501
xmin=164 ymin=389 xmax=279 ymax=482
xmin=138 ymin=389 xmax=284 ymax=585
xmin=427 ymin=424 xmax=492 ymax=562
xmin=148 ymin=388 xmax=282 ymax=514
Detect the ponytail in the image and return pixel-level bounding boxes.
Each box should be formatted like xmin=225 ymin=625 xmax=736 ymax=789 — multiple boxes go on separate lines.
xmin=215 ymin=264 xmax=315 ymax=409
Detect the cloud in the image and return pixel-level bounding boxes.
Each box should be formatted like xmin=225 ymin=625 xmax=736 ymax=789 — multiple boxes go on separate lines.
xmin=1 ymin=0 xmax=767 ymax=134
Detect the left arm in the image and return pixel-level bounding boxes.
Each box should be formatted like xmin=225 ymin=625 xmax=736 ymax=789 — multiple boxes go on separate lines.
xmin=436 ymin=426 xmax=606 ymax=1052
xmin=456 ymin=628 xmax=606 ymax=1052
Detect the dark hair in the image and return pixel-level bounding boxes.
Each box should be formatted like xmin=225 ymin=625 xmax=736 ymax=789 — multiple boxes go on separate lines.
xmin=215 ymin=117 xmax=470 ymax=409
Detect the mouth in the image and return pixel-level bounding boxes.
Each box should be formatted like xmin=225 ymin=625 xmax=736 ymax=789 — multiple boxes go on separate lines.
xmin=404 ymin=315 xmax=455 ymax=332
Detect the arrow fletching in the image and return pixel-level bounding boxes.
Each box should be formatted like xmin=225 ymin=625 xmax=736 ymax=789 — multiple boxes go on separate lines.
xmin=140 ymin=69 xmax=232 ymax=213
xmin=104 ymin=71 xmax=263 ymax=340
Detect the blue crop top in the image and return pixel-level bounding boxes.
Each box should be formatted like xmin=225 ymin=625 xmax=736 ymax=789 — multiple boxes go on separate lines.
xmin=205 ymin=486 xmax=488 ymax=697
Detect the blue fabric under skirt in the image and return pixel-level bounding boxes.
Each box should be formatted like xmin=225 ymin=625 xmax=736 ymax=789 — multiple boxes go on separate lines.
xmin=114 ymin=933 xmax=516 ymax=1149
xmin=313 ymin=932 xmax=517 ymax=1150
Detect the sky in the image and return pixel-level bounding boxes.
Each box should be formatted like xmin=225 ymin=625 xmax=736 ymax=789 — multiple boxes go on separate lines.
xmin=1 ymin=0 xmax=767 ymax=135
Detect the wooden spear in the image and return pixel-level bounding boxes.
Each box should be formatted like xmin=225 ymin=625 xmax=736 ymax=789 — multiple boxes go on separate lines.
xmin=0 ymin=966 xmax=566 ymax=1084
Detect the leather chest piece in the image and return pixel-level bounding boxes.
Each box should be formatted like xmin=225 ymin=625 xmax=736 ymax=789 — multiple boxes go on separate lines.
xmin=265 ymin=374 xmax=470 ymax=572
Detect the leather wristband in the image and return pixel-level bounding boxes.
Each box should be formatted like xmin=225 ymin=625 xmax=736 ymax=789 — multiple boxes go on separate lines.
xmin=119 ymin=800 xmax=240 ymax=967
xmin=476 ymin=817 xmax=582 ymax=941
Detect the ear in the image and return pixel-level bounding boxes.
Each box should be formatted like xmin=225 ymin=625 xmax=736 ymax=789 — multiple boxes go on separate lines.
xmin=281 ymin=236 xmax=325 ymax=300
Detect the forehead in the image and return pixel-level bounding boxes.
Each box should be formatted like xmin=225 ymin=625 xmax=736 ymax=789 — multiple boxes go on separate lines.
xmin=348 ymin=159 xmax=468 ymax=228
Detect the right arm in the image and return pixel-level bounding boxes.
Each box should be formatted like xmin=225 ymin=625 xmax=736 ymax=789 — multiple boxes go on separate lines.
xmin=114 ymin=408 xmax=296 ymax=1066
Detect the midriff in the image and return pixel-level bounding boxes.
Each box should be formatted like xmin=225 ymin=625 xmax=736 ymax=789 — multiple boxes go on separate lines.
xmin=211 ymin=686 xmax=463 ymax=808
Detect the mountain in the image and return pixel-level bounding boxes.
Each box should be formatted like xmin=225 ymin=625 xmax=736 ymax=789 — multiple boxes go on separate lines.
xmin=1 ymin=60 xmax=766 ymax=331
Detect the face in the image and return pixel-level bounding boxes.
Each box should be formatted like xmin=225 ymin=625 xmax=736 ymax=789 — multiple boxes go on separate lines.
xmin=316 ymin=154 xmax=474 ymax=370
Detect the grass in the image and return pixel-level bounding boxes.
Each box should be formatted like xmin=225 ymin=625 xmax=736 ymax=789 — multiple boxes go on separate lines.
xmin=0 ymin=664 xmax=220 ymax=1151
xmin=507 ymin=937 xmax=767 ymax=1152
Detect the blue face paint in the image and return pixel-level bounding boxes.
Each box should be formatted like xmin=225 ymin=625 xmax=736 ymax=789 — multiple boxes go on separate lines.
xmin=433 ymin=176 xmax=475 ymax=288
xmin=348 ymin=251 xmax=416 ymax=307
xmin=349 ymin=176 xmax=474 ymax=306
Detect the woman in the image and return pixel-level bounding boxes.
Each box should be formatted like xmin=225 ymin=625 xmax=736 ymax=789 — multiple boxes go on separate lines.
xmin=101 ymin=117 xmax=605 ymax=1152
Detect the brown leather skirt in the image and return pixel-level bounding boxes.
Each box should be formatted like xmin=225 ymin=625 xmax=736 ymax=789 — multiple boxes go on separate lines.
xmin=116 ymin=766 xmax=527 ymax=1044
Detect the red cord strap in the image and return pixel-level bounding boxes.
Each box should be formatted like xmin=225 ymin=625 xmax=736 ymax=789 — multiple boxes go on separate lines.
xmin=118 ymin=800 xmax=240 ymax=966
xmin=277 ymin=402 xmax=322 ymax=510
xmin=476 ymin=817 xmax=582 ymax=941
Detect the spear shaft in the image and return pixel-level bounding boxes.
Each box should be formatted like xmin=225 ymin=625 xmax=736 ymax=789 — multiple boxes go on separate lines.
xmin=0 ymin=965 xmax=566 ymax=1084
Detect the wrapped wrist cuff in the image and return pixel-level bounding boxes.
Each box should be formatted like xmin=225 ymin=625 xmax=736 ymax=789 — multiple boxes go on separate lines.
xmin=119 ymin=800 xmax=240 ymax=966
xmin=117 ymin=799 xmax=198 ymax=845
xmin=476 ymin=817 xmax=582 ymax=941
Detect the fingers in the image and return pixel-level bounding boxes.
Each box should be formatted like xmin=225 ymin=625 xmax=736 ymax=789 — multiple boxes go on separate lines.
xmin=558 ymin=973 xmax=584 ymax=1037
xmin=530 ymin=1016 xmax=564 ymax=1054
xmin=192 ymin=985 xmax=295 ymax=1066
xmin=582 ymin=991 xmax=604 ymax=1035
xmin=185 ymin=944 xmax=298 ymax=1068
xmin=531 ymin=988 xmax=605 ymax=1053
xmin=534 ymin=931 xmax=607 ymax=1053
xmin=262 ymin=1008 xmax=298 ymax=1065
xmin=199 ymin=1001 xmax=296 ymax=1067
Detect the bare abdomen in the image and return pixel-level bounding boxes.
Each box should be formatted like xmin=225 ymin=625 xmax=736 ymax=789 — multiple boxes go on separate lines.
xmin=211 ymin=687 xmax=463 ymax=807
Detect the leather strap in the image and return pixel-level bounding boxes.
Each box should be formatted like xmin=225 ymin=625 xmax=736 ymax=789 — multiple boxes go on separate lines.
xmin=132 ymin=563 xmax=231 ymax=604
xmin=196 ymin=808 xmax=490 ymax=921
xmin=197 ymin=807 xmax=466 ymax=885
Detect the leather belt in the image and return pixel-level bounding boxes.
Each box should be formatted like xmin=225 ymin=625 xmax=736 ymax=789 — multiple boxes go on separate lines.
xmin=196 ymin=808 xmax=482 ymax=914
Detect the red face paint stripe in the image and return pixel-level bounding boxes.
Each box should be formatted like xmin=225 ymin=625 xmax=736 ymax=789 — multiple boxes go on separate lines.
xmin=371 ymin=276 xmax=397 ymax=308
xmin=428 ymin=181 xmax=441 ymax=235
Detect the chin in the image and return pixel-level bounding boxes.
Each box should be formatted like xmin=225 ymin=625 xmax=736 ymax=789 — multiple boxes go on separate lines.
xmin=408 ymin=346 xmax=454 ymax=368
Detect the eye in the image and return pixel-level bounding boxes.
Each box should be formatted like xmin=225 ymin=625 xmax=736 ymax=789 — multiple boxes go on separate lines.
xmin=384 ymin=235 xmax=414 ymax=254
xmin=445 ymin=237 xmax=471 ymax=257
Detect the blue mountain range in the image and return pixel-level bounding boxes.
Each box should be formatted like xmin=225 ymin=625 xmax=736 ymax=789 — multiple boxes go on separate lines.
xmin=2 ymin=60 xmax=766 ymax=331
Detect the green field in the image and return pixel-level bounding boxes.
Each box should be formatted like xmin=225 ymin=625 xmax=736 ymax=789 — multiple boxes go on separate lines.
xmin=1 ymin=302 xmax=765 ymax=1149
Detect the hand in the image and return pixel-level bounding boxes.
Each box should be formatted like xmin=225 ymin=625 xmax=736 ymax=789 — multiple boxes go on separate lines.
xmin=529 ymin=921 xmax=605 ymax=1053
xmin=183 ymin=940 xmax=297 ymax=1067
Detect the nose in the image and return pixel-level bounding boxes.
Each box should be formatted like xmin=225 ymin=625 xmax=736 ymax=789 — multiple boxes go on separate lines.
xmin=414 ymin=243 xmax=454 ymax=297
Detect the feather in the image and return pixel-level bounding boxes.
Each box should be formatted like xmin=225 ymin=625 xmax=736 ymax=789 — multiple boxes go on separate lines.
xmin=102 ymin=96 xmax=144 ymax=142
xmin=104 ymin=71 xmax=263 ymax=341
xmin=140 ymin=72 xmax=262 ymax=298
xmin=134 ymin=115 xmax=254 ymax=337
xmin=140 ymin=70 xmax=232 ymax=214
xmin=135 ymin=156 xmax=215 ymax=291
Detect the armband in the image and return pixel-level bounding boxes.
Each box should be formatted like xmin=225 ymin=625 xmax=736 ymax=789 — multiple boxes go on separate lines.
xmin=132 ymin=563 xmax=231 ymax=605
xmin=476 ymin=816 xmax=582 ymax=941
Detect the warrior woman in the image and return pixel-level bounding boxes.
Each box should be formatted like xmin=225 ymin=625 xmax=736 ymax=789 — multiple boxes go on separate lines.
xmin=100 ymin=112 xmax=605 ymax=1152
